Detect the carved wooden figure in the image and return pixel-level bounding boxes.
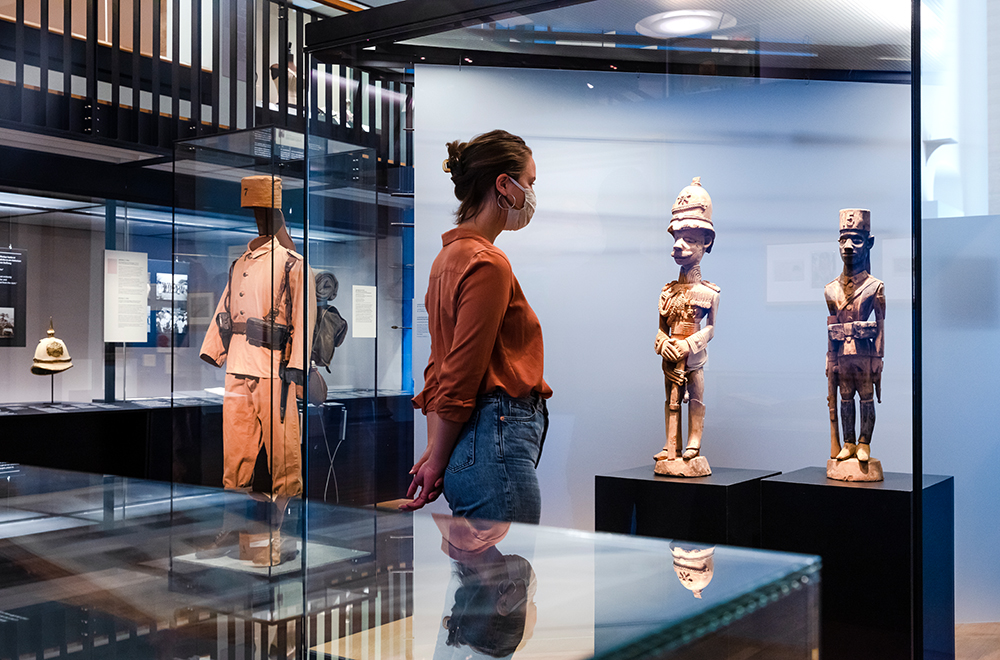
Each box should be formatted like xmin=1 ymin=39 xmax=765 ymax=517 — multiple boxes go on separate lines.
xmin=825 ymin=208 xmax=885 ymax=482
xmin=654 ymin=177 xmax=719 ymax=477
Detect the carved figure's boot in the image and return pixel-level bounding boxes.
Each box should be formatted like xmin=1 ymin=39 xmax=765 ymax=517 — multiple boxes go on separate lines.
xmin=855 ymin=398 xmax=876 ymax=462
xmin=683 ymin=400 xmax=705 ymax=459
xmin=856 ymin=443 xmax=871 ymax=462
xmin=836 ymin=443 xmax=857 ymax=460
xmin=836 ymin=400 xmax=857 ymax=460
xmin=859 ymin=398 xmax=876 ymax=443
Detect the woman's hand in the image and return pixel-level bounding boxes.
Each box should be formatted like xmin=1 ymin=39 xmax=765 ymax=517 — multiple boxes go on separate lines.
xmin=399 ymin=456 xmax=447 ymax=511
xmin=399 ymin=412 xmax=463 ymax=512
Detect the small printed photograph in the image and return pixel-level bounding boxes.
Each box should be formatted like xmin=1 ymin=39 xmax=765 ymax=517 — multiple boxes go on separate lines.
xmin=174 ymin=310 xmax=188 ymax=335
xmin=155 ymin=273 xmax=189 ymax=302
xmin=0 ymin=307 xmax=13 ymax=338
xmin=155 ymin=308 xmax=173 ymax=334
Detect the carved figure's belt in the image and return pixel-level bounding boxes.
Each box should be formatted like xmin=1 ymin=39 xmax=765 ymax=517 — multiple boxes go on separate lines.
xmin=671 ymin=322 xmax=700 ymax=338
xmin=828 ymin=321 xmax=877 ymax=341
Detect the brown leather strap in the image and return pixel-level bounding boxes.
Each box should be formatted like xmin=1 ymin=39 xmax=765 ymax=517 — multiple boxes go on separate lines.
xmin=232 ymin=322 xmax=247 ymax=334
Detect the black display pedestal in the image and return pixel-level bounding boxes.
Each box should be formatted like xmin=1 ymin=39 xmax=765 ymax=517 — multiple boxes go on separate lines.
xmin=761 ymin=467 xmax=954 ymax=660
xmin=595 ymin=466 xmax=780 ymax=547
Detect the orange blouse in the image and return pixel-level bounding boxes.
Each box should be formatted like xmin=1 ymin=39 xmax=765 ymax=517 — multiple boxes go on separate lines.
xmin=412 ymin=224 xmax=552 ymax=424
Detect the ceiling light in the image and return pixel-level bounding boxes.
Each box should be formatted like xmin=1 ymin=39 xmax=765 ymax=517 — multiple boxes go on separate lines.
xmin=636 ymin=10 xmax=736 ymax=39
xmin=587 ymin=83 xmax=594 ymax=89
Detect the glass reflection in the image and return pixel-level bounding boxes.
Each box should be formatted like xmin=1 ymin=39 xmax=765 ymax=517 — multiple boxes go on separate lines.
xmin=194 ymin=491 xmax=301 ymax=568
xmin=434 ymin=514 xmax=537 ymax=659
xmin=670 ymin=542 xmax=715 ymax=599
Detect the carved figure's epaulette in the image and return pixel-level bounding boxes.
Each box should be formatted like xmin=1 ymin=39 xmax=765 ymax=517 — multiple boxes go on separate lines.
xmin=686 ymin=286 xmax=717 ymax=309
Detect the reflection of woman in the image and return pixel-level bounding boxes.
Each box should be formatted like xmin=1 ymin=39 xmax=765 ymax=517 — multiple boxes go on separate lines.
xmin=434 ymin=515 xmax=536 ymax=660
xmin=403 ymin=130 xmax=552 ymax=524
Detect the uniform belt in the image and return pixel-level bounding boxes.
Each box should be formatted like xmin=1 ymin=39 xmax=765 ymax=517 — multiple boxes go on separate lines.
xmin=232 ymin=322 xmax=247 ymax=335
xmin=828 ymin=321 xmax=877 ymax=340
xmin=671 ymin=322 xmax=700 ymax=338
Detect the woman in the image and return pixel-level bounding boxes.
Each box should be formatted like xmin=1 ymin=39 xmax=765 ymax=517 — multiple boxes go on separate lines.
xmin=401 ymin=130 xmax=552 ymax=524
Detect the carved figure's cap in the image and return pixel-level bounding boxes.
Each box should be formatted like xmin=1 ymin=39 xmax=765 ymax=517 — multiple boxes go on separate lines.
xmin=669 ymin=177 xmax=714 ymax=238
xmin=31 ymin=318 xmax=73 ymax=375
xmin=241 ymin=175 xmax=282 ymax=208
xmin=839 ymin=208 xmax=871 ymax=233
xmin=670 ymin=542 xmax=715 ymax=599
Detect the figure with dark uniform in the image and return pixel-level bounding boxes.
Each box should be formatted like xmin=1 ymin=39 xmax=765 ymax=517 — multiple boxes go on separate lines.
xmin=825 ymin=209 xmax=885 ymax=465
xmin=654 ymin=178 xmax=720 ymax=476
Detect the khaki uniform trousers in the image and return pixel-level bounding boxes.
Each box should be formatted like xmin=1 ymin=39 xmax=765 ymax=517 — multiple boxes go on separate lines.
xmin=223 ymin=372 xmax=303 ymax=498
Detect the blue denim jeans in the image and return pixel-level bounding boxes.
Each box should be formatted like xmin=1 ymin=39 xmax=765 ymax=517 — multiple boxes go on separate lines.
xmin=443 ymin=390 xmax=548 ymax=524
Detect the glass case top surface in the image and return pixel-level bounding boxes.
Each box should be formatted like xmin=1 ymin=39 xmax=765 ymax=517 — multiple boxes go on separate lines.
xmin=174 ymin=126 xmax=373 ymax=172
xmin=0 ymin=465 xmax=818 ymax=660
xmin=397 ymin=0 xmax=909 ymax=76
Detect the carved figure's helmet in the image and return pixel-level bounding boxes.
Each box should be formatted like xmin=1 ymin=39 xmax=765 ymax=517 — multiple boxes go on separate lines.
xmin=670 ymin=542 xmax=715 ymax=599
xmin=669 ymin=177 xmax=715 ymax=251
xmin=839 ymin=208 xmax=871 ymax=233
xmin=31 ymin=319 xmax=73 ymax=375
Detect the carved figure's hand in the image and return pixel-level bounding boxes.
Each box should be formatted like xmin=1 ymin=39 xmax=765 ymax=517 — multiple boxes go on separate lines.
xmin=655 ymin=330 xmax=669 ymax=356
xmin=662 ymin=338 xmax=691 ymax=363
xmin=665 ymin=367 xmax=686 ymax=386
xmin=872 ymin=358 xmax=883 ymax=376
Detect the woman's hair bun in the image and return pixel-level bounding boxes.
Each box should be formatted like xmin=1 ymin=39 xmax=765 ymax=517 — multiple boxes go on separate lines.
xmin=444 ymin=140 xmax=467 ymax=178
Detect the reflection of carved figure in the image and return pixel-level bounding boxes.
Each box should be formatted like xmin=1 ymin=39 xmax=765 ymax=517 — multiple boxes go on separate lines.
xmin=825 ymin=209 xmax=885 ymax=482
xmin=670 ymin=542 xmax=715 ymax=599
xmin=654 ymin=178 xmax=719 ymax=477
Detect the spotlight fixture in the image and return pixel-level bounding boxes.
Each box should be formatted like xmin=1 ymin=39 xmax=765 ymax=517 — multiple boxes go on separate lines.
xmin=635 ymin=10 xmax=736 ymax=38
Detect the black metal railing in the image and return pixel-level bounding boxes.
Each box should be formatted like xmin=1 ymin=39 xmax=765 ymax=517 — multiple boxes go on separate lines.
xmin=0 ymin=0 xmax=413 ymax=184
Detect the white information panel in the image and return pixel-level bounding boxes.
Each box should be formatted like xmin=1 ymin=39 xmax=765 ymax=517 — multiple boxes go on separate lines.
xmin=352 ymin=285 xmax=377 ymax=338
xmin=104 ymin=250 xmax=149 ymax=343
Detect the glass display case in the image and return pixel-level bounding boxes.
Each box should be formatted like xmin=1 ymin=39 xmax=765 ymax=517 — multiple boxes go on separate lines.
xmin=0 ymin=464 xmax=819 ymax=660
xmin=170 ymin=126 xmax=381 ymax=506
xmin=305 ymin=0 xmax=915 ymax=533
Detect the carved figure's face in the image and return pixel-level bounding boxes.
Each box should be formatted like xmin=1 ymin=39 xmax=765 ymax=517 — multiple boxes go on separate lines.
xmin=839 ymin=230 xmax=874 ymax=267
xmin=671 ymin=228 xmax=711 ymax=267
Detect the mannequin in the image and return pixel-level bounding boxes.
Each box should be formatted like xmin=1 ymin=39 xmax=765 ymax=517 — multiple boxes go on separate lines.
xmin=198 ymin=175 xmax=315 ymax=565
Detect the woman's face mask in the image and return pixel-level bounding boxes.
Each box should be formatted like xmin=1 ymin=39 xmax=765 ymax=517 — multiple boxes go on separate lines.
xmin=499 ymin=176 xmax=536 ymax=231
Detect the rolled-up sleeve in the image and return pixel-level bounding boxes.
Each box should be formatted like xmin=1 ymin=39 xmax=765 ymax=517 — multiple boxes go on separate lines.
xmin=412 ymin=354 xmax=439 ymax=412
xmin=433 ymin=254 xmax=512 ymax=423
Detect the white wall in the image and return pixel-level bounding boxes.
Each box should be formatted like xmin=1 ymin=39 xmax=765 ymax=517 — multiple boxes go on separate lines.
xmin=413 ymin=66 xmax=913 ymax=532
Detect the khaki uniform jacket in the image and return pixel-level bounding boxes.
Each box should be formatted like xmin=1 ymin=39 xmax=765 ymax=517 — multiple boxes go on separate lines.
xmin=201 ymin=237 xmax=314 ymax=378
xmin=824 ymin=270 xmax=885 ymax=359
